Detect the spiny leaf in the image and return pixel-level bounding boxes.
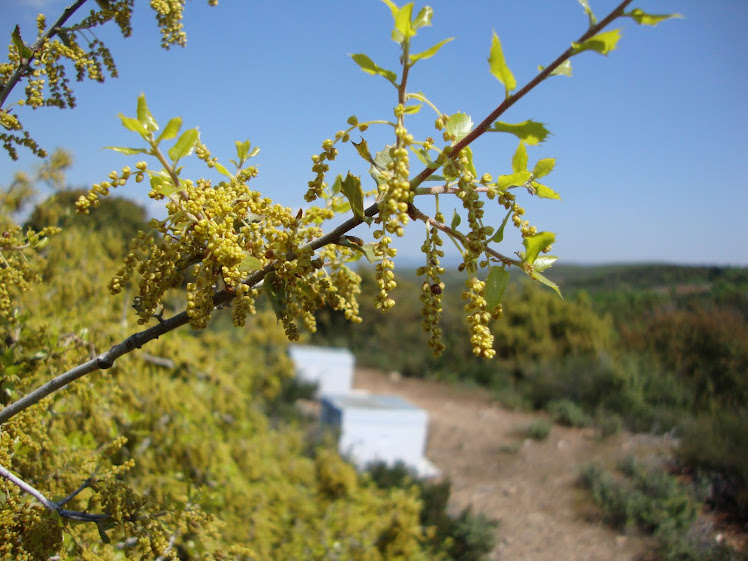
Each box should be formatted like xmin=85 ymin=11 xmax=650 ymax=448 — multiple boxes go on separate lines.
xmin=485 ymin=266 xmax=510 ymax=310
xmin=532 ymin=158 xmax=555 ymax=179
xmin=168 ymin=128 xmax=199 ymax=162
xmin=572 ymin=29 xmax=622 ymax=56
xmin=350 ymin=53 xmax=398 ymax=86
xmin=410 ymin=38 xmax=454 ymax=63
xmin=531 ymin=182 xmax=561 ymax=200
xmin=352 ymin=138 xmax=375 ymax=165
xmin=512 ymin=142 xmax=528 ymax=174
xmin=136 ymin=94 xmax=158 ymax=133
xmin=624 ymin=9 xmax=682 ymax=26
xmin=370 ymin=144 xmax=394 ymax=186
xmin=445 ymin=112 xmax=473 ymax=143
xmin=156 ymin=117 xmax=182 ymax=144
xmin=488 ymin=120 xmax=551 ymax=145
xmin=538 ymin=60 xmax=573 ymax=77
xmin=341 ymin=172 xmax=369 ymax=224
xmin=522 ymin=231 xmax=555 ymax=265
xmin=488 ymin=31 xmax=516 ymax=98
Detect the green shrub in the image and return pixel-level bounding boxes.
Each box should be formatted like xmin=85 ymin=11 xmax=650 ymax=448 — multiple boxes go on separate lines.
xmin=525 ymin=418 xmax=552 ymax=440
xmin=547 ymin=398 xmax=593 ymax=427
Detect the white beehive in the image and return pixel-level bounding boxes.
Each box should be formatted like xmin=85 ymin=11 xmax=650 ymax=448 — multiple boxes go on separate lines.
xmin=288 ymin=345 xmax=355 ymax=397
xmin=320 ymin=392 xmax=439 ymax=478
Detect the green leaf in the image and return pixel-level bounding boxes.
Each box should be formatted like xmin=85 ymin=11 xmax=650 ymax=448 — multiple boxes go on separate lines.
xmin=168 ymin=128 xmax=199 ymax=162
xmin=156 ymin=117 xmax=182 ymax=144
xmin=538 ymin=60 xmax=573 ymax=77
xmin=485 ymin=266 xmax=510 ymax=310
xmin=497 ymin=171 xmax=531 ymax=190
xmin=512 ymin=142 xmax=527 ymax=173
xmin=410 ymin=38 xmax=454 ymax=63
xmin=532 ymin=182 xmax=561 ymax=200
xmin=264 ymin=271 xmax=288 ymax=319
xmin=118 ymin=113 xmax=148 ymax=137
xmin=136 ymin=94 xmax=158 ymax=133
xmin=488 ymin=120 xmax=550 ymax=145
xmin=236 ymin=139 xmax=250 ymax=160
xmin=533 ymin=255 xmax=558 ymax=272
xmin=490 ymin=208 xmax=513 ymax=243
xmin=370 ymin=145 xmax=394 ymax=186
xmin=352 ymin=138 xmax=375 ymax=165
xmin=445 ymin=112 xmax=473 ymax=143
xmin=532 ymin=158 xmax=555 ymax=179
xmin=578 ymin=0 xmax=597 ymax=27
xmin=11 ymin=25 xmax=33 ymax=60
xmin=403 ymin=104 xmax=422 ymax=114
xmin=450 ymin=209 xmax=461 ymax=230
xmin=345 ymin=242 xmax=378 ymax=263
xmin=331 ymin=174 xmax=343 ymax=195
xmin=97 ymin=523 xmax=111 ymax=544
xmin=463 ymin=145 xmax=476 ymax=178
xmin=522 ymin=231 xmax=555 ymax=265
xmin=572 ymin=29 xmax=621 ymax=56
xmin=412 ymin=6 xmax=433 ymax=30
xmin=624 ymin=9 xmax=682 ymax=26
xmin=488 ymin=31 xmax=516 ymax=97
xmin=350 ymin=53 xmax=398 ymax=86
xmin=331 ymin=198 xmax=351 ymax=214
xmin=393 ymin=2 xmax=414 ymax=41
xmin=149 ymin=174 xmax=179 ymax=197
xmin=214 ymin=162 xmax=233 ymax=178
xmin=530 ymin=269 xmax=563 ymax=298
xmin=341 ymin=172 xmax=368 ymax=224
xmin=240 ymin=254 xmax=262 ymax=272
xmin=104 ymin=146 xmax=148 ymax=155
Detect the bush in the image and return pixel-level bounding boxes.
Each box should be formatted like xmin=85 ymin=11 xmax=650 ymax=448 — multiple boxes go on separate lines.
xmin=547 ymin=399 xmax=593 ymax=427
xmin=525 ymin=418 xmax=552 ymax=440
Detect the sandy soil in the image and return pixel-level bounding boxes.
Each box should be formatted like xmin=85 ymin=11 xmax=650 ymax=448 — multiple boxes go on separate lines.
xmin=352 ymin=367 xmax=676 ymax=561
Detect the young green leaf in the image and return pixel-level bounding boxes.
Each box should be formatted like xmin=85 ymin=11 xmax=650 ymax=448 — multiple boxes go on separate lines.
xmin=403 ymin=104 xmax=422 ymax=114
xmin=352 ymin=138 xmax=375 ymax=165
xmin=392 ymin=2 xmax=415 ymax=42
xmin=104 ymin=146 xmax=148 ymax=155
xmin=341 ymin=172 xmax=368 ymax=224
xmin=11 ymin=25 xmax=33 ymax=61
xmin=529 ymin=269 xmax=563 ymax=298
xmin=485 ymin=266 xmax=510 ymax=310
xmin=512 ymin=141 xmax=528 ymax=174
xmin=235 ymin=140 xmax=250 ymax=161
xmin=624 ymin=9 xmax=682 ymax=26
xmin=572 ymin=29 xmax=621 ymax=56
xmin=263 ymin=271 xmax=288 ymax=319
xmin=214 ymin=162 xmax=233 ymax=179
xmin=531 ymin=182 xmax=561 ymax=200
xmin=488 ymin=120 xmax=551 ymax=145
xmin=445 ymin=112 xmax=473 ymax=143
xmin=497 ymin=171 xmax=531 ymax=190
xmin=488 ymin=31 xmax=516 ymax=97
xmin=156 ymin=117 xmax=182 ymax=144
xmin=168 ymin=128 xmax=199 ymax=162
xmin=577 ymin=0 xmax=597 ymax=27
xmin=370 ymin=145 xmax=394 ymax=186
xmin=533 ymin=255 xmax=558 ymax=272
xmin=136 ymin=94 xmax=159 ymax=132
xmin=350 ymin=53 xmax=398 ymax=86
xmin=490 ymin=208 xmax=513 ymax=243
xmin=240 ymin=254 xmax=262 ymax=272
xmin=538 ymin=60 xmax=573 ymax=77
xmin=522 ymin=231 xmax=555 ymax=265
xmin=118 ymin=114 xmax=148 ymax=137
xmin=451 ymin=209 xmax=461 ymax=230
xmin=410 ymin=38 xmax=454 ymax=63
xmin=532 ymin=158 xmax=555 ymax=179
xmin=412 ymin=6 xmax=433 ymax=30
xmin=150 ymin=174 xmax=179 ymax=197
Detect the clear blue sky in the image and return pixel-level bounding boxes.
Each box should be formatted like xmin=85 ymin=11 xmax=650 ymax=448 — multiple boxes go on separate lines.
xmin=2 ymin=0 xmax=747 ymax=266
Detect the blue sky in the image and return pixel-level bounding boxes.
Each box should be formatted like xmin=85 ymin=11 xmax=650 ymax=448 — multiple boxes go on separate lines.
xmin=2 ymin=0 xmax=747 ymax=266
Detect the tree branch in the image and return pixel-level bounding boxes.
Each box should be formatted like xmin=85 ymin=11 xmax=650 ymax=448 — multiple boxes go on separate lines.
xmin=0 ymin=463 xmax=108 ymax=523
xmin=0 ymin=0 xmax=90 ymax=109
xmin=0 ymin=0 xmax=633 ymax=425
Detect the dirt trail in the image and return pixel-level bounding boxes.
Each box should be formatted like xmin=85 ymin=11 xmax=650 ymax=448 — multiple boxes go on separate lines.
xmin=353 ymin=368 xmax=674 ymax=561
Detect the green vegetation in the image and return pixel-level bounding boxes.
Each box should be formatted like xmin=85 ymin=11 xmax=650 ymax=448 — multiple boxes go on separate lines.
xmin=523 ymin=418 xmax=552 ymax=441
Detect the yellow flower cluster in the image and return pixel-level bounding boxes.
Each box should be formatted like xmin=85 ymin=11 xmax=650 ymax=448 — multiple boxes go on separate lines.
xmin=417 ymin=216 xmax=446 ymax=356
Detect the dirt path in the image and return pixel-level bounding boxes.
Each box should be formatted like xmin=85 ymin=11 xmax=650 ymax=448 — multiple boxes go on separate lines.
xmin=353 ymin=368 xmax=673 ymax=561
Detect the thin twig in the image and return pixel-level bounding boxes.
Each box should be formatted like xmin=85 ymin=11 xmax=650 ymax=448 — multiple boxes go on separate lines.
xmin=0 ymin=463 xmax=108 ymax=522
